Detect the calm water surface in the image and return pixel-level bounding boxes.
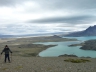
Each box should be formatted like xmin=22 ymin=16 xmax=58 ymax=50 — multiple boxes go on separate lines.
xmin=35 ymin=36 xmax=96 ymax=58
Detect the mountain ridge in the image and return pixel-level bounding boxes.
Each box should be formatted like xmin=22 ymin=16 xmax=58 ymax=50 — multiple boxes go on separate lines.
xmin=64 ymin=25 xmax=96 ymax=37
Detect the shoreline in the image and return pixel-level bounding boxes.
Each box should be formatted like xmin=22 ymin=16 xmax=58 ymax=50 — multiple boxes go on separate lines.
xmin=36 ymin=44 xmax=57 ymax=57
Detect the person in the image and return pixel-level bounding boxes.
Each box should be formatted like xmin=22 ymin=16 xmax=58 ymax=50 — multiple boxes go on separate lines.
xmin=1 ymin=45 xmax=12 ymax=63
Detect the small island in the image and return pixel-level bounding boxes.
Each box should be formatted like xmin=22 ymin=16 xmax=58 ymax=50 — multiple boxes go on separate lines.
xmin=68 ymin=43 xmax=84 ymax=47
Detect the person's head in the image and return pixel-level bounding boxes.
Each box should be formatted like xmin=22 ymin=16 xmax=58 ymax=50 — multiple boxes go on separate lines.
xmin=5 ymin=45 xmax=8 ymax=48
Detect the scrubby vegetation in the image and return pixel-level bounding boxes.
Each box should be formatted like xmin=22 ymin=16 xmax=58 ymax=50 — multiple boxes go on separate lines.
xmin=64 ymin=58 xmax=91 ymax=63
xmin=59 ymin=54 xmax=78 ymax=57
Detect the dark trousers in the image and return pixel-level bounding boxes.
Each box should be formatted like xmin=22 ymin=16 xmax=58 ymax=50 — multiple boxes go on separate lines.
xmin=5 ymin=54 xmax=10 ymax=62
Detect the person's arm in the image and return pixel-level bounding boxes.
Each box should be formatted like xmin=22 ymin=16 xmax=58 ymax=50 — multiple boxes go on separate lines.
xmin=1 ymin=49 xmax=5 ymax=55
xmin=9 ymin=48 xmax=12 ymax=53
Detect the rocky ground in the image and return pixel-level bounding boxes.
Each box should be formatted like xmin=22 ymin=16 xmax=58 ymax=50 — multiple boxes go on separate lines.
xmin=0 ymin=56 xmax=96 ymax=72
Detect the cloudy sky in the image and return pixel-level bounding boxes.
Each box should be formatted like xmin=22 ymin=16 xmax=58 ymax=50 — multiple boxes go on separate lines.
xmin=0 ymin=0 xmax=96 ymax=35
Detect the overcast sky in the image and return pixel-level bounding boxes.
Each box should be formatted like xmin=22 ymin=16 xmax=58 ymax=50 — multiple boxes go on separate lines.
xmin=0 ymin=0 xmax=96 ymax=35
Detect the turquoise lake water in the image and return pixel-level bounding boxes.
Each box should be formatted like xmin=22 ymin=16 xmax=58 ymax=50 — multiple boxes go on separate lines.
xmin=35 ymin=36 xmax=96 ymax=58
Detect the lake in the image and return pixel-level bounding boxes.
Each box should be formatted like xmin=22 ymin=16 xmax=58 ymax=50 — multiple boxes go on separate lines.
xmin=35 ymin=36 xmax=96 ymax=58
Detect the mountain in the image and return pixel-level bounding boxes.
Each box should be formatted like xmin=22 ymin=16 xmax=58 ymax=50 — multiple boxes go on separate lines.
xmin=64 ymin=25 xmax=96 ymax=37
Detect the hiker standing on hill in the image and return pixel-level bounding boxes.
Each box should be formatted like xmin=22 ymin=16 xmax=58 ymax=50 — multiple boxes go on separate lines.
xmin=1 ymin=45 xmax=12 ymax=63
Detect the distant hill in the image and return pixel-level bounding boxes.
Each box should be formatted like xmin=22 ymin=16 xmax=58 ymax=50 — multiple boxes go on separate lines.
xmin=80 ymin=39 xmax=96 ymax=51
xmin=0 ymin=32 xmax=65 ymax=38
xmin=0 ymin=35 xmax=15 ymax=38
xmin=64 ymin=25 xmax=96 ymax=37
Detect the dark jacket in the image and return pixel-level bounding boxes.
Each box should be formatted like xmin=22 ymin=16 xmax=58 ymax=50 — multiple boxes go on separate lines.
xmin=1 ymin=48 xmax=12 ymax=54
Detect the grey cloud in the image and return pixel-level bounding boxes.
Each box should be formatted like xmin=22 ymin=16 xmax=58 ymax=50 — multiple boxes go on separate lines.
xmin=0 ymin=0 xmax=17 ymax=6
xmin=0 ymin=0 xmax=96 ymax=9
xmin=28 ymin=15 xmax=96 ymax=24
xmin=34 ymin=0 xmax=96 ymax=10
xmin=0 ymin=0 xmax=27 ymax=6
